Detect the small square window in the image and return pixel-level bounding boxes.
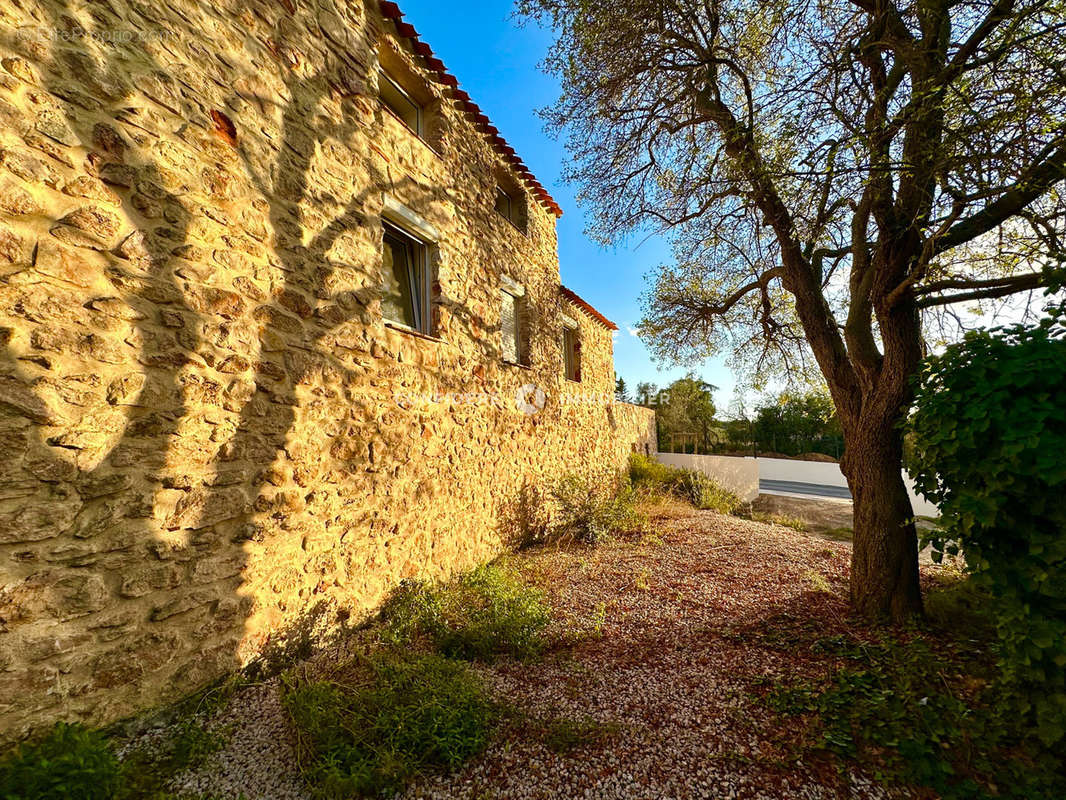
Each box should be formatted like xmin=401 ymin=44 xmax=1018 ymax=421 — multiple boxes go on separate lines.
xmin=379 ymin=69 xmax=423 ymax=137
xmin=381 ymin=222 xmax=431 ymax=333
xmin=562 ymin=324 xmax=580 ymax=381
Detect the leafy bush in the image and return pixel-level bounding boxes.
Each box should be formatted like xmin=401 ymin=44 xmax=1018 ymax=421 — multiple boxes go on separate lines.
xmin=381 ymin=564 xmax=550 ymax=661
xmin=282 ymin=653 xmax=494 ymax=798
xmin=627 ymin=453 xmax=677 ymax=490
xmin=0 ymin=723 xmax=123 ymax=800
xmin=0 ymin=713 xmax=226 ymax=800
xmin=550 ymin=473 xmax=645 ymax=544
xmin=765 ymin=635 xmax=1065 ymax=800
xmin=628 ymin=454 xmax=740 ymax=513
xmin=674 ymin=469 xmax=740 ymax=513
xmin=908 ymin=310 xmax=1066 ymax=745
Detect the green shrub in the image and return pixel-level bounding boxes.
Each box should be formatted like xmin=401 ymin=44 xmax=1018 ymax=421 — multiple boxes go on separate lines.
xmin=924 ymin=572 xmax=997 ymax=641
xmin=282 ymin=653 xmax=494 ymax=798
xmin=765 ymin=635 xmax=1065 ymax=800
xmin=627 ymin=453 xmax=676 ymax=489
xmin=550 ymin=473 xmax=644 ymax=544
xmin=908 ymin=309 xmax=1066 ymax=745
xmin=0 ymin=723 xmax=123 ymax=800
xmin=628 ymin=454 xmax=740 ymax=513
xmin=381 ymin=564 xmax=550 ymax=660
xmin=674 ymin=469 xmax=740 ymax=513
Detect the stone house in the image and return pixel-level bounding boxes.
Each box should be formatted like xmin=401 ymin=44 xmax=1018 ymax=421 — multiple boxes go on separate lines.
xmin=0 ymin=0 xmax=655 ymax=740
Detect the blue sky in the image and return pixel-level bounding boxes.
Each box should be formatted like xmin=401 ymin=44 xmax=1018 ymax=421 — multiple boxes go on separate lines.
xmin=398 ymin=0 xmax=737 ymax=407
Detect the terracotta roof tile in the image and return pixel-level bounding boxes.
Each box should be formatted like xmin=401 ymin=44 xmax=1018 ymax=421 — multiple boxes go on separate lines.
xmin=378 ymin=0 xmax=563 ymax=217
xmin=560 ymin=285 xmax=617 ymax=330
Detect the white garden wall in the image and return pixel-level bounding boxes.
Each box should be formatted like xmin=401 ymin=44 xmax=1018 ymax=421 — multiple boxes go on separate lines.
xmin=655 ymin=453 xmax=938 ymax=517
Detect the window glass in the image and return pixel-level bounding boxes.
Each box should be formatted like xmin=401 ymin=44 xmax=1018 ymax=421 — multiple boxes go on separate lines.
xmin=501 ymin=289 xmax=519 ymax=363
xmin=562 ymin=326 xmax=580 ymax=381
xmin=495 ymin=187 xmax=512 ymax=221
xmin=382 ymin=225 xmax=426 ymax=331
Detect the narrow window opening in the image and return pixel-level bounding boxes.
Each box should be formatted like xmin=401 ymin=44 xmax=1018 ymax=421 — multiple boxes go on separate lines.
xmin=500 ymin=281 xmax=529 ymax=365
xmin=378 ymin=68 xmax=423 ymax=137
xmin=493 ymin=177 xmax=527 ymax=233
xmin=381 ymin=222 xmax=430 ymax=334
xmin=562 ymin=324 xmax=581 ymax=381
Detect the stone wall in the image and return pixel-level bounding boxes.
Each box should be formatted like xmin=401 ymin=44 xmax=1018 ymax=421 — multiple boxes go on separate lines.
xmin=0 ymin=0 xmax=655 ymax=740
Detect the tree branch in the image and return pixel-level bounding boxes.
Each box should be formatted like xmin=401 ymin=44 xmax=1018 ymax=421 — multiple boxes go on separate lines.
xmin=914 ymin=269 xmax=1059 ymax=308
xmin=934 ymin=144 xmax=1066 ymax=255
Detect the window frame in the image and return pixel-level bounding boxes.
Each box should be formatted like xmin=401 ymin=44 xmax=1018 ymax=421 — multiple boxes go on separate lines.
xmin=561 ymin=319 xmax=580 ymax=382
xmin=500 ymin=276 xmax=527 ymax=366
xmin=381 ymin=220 xmax=432 ymax=335
xmin=378 ymin=67 xmax=424 ymax=138
xmin=493 ymin=183 xmax=527 ymax=233
xmin=495 ymin=187 xmax=512 ymax=221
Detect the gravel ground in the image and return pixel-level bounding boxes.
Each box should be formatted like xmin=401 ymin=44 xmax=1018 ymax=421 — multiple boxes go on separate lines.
xmin=172 ymin=680 xmax=308 ymax=800
xmin=162 ymin=507 xmax=923 ymax=799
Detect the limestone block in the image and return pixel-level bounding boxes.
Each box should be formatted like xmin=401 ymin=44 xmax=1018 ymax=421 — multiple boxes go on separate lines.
xmin=52 ymin=206 xmax=125 ymax=249
xmin=166 ymin=486 xmax=248 ymax=531
xmin=0 ymin=178 xmax=41 ymax=214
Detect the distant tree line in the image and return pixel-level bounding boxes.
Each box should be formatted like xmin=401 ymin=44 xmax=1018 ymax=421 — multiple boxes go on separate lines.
xmin=618 ymin=374 xmax=842 ymax=459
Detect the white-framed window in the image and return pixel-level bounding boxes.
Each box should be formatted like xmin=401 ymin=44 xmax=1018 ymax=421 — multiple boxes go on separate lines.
xmin=381 ymin=221 xmax=431 ymax=333
xmin=378 ymin=68 xmax=423 ymax=137
xmin=500 ymin=276 xmax=526 ymax=365
xmin=562 ymin=316 xmax=580 ymax=381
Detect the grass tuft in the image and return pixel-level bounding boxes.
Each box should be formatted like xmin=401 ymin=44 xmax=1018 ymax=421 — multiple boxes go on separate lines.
xmin=746 ymin=511 xmax=808 ymax=531
xmin=282 ymin=652 xmax=494 ymax=798
xmin=380 ymin=564 xmax=551 ymax=661
xmin=541 ymin=717 xmax=621 ymax=755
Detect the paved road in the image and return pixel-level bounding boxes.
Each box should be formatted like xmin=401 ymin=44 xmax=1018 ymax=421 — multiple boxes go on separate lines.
xmin=759 ymin=479 xmax=852 ymax=500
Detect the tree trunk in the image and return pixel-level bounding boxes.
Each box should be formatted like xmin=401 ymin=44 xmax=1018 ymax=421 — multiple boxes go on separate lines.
xmin=842 ymin=430 xmax=923 ymax=621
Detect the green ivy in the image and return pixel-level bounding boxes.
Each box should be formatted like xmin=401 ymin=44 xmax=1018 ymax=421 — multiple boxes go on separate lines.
xmin=908 ymin=306 xmax=1066 ymax=746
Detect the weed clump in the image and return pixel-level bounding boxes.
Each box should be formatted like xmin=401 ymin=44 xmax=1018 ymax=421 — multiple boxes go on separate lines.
xmin=0 ymin=717 xmax=225 ymax=800
xmin=550 ymin=473 xmax=645 ymax=545
xmin=628 ymin=454 xmax=741 ymax=514
xmin=282 ymin=653 xmax=494 ymax=798
xmin=381 ymin=564 xmax=551 ymax=661
xmin=764 ymin=634 xmax=1066 ymax=799
xmin=541 ymin=717 xmax=621 ymax=754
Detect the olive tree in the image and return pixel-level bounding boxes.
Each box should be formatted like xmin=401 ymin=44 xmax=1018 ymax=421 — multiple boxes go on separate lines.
xmin=521 ymin=0 xmax=1066 ymax=619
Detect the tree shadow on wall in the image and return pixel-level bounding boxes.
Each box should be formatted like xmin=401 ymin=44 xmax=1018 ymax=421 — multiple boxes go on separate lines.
xmin=0 ymin=0 xmax=503 ymax=741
